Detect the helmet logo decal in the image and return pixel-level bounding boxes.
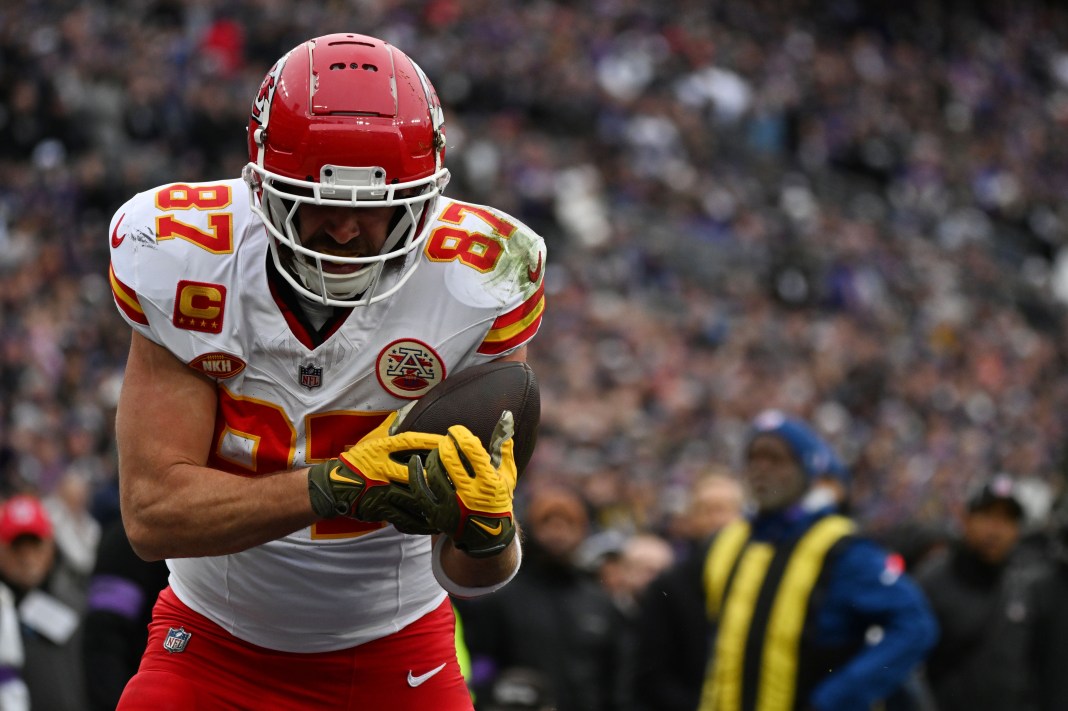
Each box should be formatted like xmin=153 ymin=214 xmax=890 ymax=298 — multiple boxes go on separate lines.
xmin=251 ymin=51 xmax=290 ymax=127
xmin=375 ymin=339 xmax=445 ymax=399
xmin=410 ymin=59 xmax=445 ymax=166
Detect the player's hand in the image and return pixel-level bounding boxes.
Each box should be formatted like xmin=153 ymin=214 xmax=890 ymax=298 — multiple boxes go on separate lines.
xmin=307 ymin=412 xmax=441 ymax=533
xmin=409 ymin=411 xmax=518 ymax=558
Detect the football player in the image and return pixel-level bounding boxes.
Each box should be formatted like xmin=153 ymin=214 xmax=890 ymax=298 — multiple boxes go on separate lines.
xmin=109 ymin=33 xmax=545 ymax=710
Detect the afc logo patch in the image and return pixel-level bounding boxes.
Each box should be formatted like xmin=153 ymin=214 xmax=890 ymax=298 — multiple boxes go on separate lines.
xmin=173 ymin=281 xmax=226 ymax=334
xmin=376 ymin=339 xmax=445 ymax=399
xmin=163 ymin=626 xmax=191 ymax=653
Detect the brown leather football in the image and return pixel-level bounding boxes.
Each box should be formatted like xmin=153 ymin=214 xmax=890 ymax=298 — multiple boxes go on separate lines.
xmin=395 ymin=361 xmax=540 ymax=475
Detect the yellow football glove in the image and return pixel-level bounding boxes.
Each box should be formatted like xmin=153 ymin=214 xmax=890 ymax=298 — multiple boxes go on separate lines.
xmin=409 ymin=411 xmax=518 ymax=558
xmin=307 ymin=411 xmax=441 ymax=533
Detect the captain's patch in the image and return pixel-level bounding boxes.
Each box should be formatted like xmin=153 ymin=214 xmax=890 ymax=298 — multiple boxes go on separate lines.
xmin=172 ymin=281 xmax=226 ymax=334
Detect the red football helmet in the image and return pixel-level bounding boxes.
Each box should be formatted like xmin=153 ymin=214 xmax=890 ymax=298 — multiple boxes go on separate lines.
xmin=244 ymin=33 xmax=449 ymax=306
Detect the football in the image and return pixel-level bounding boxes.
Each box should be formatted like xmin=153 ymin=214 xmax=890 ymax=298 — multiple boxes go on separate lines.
xmin=395 ymin=361 xmax=541 ymax=475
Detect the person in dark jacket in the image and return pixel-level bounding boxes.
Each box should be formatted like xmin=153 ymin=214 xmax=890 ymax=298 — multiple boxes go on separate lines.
xmin=915 ymin=474 xmax=1045 ymax=711
xmin=632 ymin=472 xmax=745 ymax=711
xmin=455 ymin=485 xmax=633 ymax=711
xmin=696 ymin=410 xmax=938 ymax=711
xmin=1032 ymin=496 xmax=1068 ymax=711
xmin=81 ymin=517 xmax=170 ymax=711
xmin=0 ymin=493 xmax=90 ymax=711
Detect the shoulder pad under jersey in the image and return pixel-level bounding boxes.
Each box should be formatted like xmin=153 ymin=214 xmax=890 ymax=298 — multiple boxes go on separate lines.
xmin=108 ymin=178 xmax=256 ymax=347
xmin=419 ymin=198 xmax=547 ymax=357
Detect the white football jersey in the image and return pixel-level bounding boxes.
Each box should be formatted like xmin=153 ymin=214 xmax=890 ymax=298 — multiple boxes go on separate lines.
xmin=108 ymin=178 xmax=546 ymax=652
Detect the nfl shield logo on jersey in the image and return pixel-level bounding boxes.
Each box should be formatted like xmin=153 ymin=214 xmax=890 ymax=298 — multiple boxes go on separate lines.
xmin=299 ymin=363 xmax=323 ymax=390
xmin=163 ymin=626 xmax=191 ymax=653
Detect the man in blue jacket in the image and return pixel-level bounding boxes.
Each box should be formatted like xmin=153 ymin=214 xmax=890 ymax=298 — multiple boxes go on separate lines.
xmin=696 ymin=410 xmax=938 ymax=711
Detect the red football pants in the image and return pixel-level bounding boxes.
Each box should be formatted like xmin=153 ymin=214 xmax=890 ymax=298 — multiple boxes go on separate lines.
xmin=116 ymin=587 xmax=472 ymax=710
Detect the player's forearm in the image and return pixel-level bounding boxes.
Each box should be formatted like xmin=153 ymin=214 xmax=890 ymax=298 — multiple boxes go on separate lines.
xmin=122 ymin=463 xmax=317 ymax=560
xmin=432 ymin=532 xmax=521 ymax=597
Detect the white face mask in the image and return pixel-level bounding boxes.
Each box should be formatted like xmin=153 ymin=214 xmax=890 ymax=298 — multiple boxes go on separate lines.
xmin=245 ymin=163 xmax=450 ymax=307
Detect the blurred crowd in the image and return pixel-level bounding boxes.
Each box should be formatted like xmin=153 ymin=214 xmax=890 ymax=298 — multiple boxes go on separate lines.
xmin=3 ymin=0 xmax=1068 ymax=708
xmin=5 ymin=0 xmax=1068 ymax=540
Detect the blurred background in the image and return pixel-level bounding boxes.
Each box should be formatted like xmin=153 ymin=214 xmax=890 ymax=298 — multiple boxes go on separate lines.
xmin=2 ymin=0 xmax=1068 ymax=553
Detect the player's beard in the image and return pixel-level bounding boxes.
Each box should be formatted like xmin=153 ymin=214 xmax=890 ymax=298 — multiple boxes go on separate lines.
xmin=274 ymin=238 xmax=409 ymax=303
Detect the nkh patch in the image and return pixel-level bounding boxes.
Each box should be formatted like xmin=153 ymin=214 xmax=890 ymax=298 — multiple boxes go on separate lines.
xmin=164 ymin=626 xmax=192 ymax=653
xmin=375 ymin=339 xmax=445 ymax=399
xmin=189 ymin=352 xmax=246 ymax=380
xmin=299 ymin=363 xmax=323 ymax=390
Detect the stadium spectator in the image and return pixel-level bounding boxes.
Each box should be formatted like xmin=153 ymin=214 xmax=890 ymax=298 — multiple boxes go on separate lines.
xmin=615 ymin=532 xmax=675 ymax=615
xmin=916 ymin=474 xmax=1047 ymax=711
xmin=695 ymin=410 xmax=937 ymax=711
xmin=81 ymin=518 xmax=169 ymax=711
xmin=669 ymin=472 xmax=748 ymax=551
xmin=455 ymin=485 xmax=634 ymax=711
xmin=1032 ymin=495 xmax=1068 ymax=711
xmin=43 ymin=469 xmax=100 ymax=580
xmin=0 ymin=493 xmax=89 ymax=710
xmin=580 ymin=529 xmax=676 ymax=618
xmin=632 ymin=472 xmax=745 ymax=711
xmin=2 ymin=0 xmax=1068 ymax=558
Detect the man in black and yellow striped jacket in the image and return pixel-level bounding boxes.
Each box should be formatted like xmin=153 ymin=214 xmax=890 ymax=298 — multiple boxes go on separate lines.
xmin=697 ymin=410 xmax=937 ymax=711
